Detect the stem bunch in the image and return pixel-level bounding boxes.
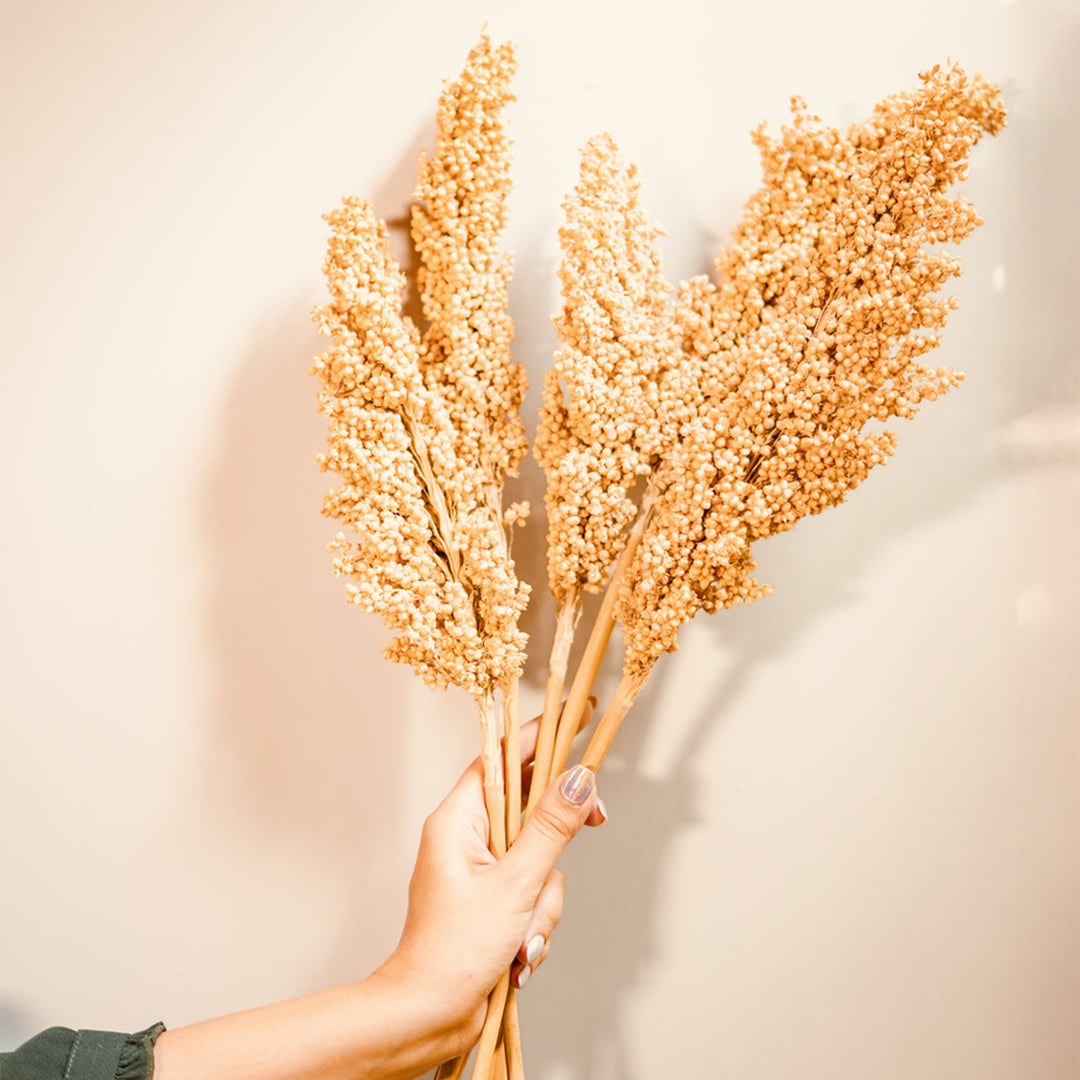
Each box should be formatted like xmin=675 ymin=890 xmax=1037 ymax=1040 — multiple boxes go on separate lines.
xmin=314 ymin=38 xmax=1004 ymax=1079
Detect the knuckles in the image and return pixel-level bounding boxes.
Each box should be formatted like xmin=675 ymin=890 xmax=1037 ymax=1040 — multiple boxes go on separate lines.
xmin=528 ymin=804 xmax=579 ymax=846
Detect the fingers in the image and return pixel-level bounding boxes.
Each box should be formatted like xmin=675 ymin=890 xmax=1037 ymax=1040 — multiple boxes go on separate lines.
xmin=516 ymin=716 xmax=543 ymax=771
xmin=495 ymin=765 xmax=598 ymax=898
xmin=507 ymin=787 xmax=606 ymax=989
xmin=444 ymin=698 xmax=598 ymax=814
xmin=434 ymin=699 xmax=604 ymax=858
xmin=511 ymin=868 xmax=565 ymax=989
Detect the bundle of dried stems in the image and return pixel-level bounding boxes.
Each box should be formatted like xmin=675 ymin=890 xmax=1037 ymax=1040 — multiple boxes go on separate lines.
xmin=312 ymin=34 xmax=1004 ymax=1079
xmin=311 ymin=38 xmax=528 ymax=1077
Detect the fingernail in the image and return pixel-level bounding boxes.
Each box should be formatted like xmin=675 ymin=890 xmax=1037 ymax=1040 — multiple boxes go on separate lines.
xmin=560 ymin=765 xmax=595 ymax=806
xmin=526 ymin=934 xmax=545 ymax=964
xmin=596 ymin=796 xmax=609 ymax=824
xmin=515 ymin=965 xmax=531 ymax=989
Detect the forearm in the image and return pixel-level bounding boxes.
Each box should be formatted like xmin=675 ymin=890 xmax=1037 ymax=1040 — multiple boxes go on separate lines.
xmin=153 ymin=960 xmax=468 ymax=1080
xmin=152 ymin=739 xmax=599 ymax=1080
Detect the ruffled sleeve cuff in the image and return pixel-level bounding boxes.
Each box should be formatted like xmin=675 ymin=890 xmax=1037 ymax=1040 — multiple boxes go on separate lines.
xmin=115 ymin=1023 xmax=166 ymax=1080
xmin=1 ymin=1021 xmax=166 ymax=1080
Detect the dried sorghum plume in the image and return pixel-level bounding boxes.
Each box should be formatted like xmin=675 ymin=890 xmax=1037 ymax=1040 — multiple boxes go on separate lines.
xmin=615 ymin=64 xmax=1006 ymax=678
xmin=312 ymin=200 xmax=527 ymax=698
xmin=314 ymin=41 xmax=533 ymax=1078
xmin=535 ymin=133 xmax=676 ymax=603
xmin=412 ymin=36 xmax=528 ymax=495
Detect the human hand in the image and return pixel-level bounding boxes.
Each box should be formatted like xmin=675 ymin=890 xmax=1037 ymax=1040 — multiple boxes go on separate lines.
xmin=374 ymin=709 xmax=606 ymax=1062
xmin=153 ymin=713 xmax=603 ymax=1080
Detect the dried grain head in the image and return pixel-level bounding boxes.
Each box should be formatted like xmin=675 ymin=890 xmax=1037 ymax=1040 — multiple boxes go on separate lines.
xmin=536 ymin=133 xmax=677 ymax=602
xmin=619 ymin=64 xmax=1006 ymax=677
xmin=411 ymin=35 xmax=528 ymax=489
xmin=313 ymin=191 xmax=527 ymax=695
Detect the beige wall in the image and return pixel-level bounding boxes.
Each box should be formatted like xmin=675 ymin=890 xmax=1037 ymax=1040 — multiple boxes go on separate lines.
xmin=2 ymin=1 xmax=1077 ymax=1077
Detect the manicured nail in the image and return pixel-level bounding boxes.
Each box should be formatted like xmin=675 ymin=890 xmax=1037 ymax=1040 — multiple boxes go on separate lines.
xmin=526 ymin=934 xmax=545 ymax=964
xmin=515 ymin=964 xmax=531 ymax=989
xmin=560 ymin=764 xmax=595 ymax=806
xmin=596 ymin=796 xmax=609 ymax=824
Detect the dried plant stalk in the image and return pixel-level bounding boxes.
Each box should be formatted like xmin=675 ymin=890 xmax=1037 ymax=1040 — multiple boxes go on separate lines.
xmin=553 ymin=64 xmax=1006 ymax=772
xmin=531 ymin=135 xmax=675 ymax=793
xmin=311 ymin=35 xmax=531 ymax=1078
xmin=314 ymin=40 xmax=1005 ymax=1079
xmin=434 ymin=1057 xmax=467 ymax=1080
xmin=504 ymin=988 xmax=524 ymax=1079
xmin=412 ymin=38 xmax=527 ymax=491
xmin=580 ymin=671 xmax=647 ymax=770
xmin=535 ymin=134 xmax=674 ymax=601
xmin=312 ymin=208 xmax=527 ymax=700
xmin=470 ymin=971 xmax=511 ymax=1080
xmin=547 ymin=485 xmax=657 ymax=778
xmin=618 ymin=65 xmax=1006 ymax=680
xmin=503 ymin=681 xmax=523 ymax=844
xmin=523 ymin=594 xmax=578 ymax=819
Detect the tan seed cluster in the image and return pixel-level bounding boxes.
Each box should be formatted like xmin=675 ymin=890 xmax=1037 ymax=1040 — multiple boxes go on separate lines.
xmin=535 ymin=134 xmax=676 ymax=601
xmin=312 ymin=42 xmax=531 ymax=697
xmin=616 ymin=64 xmax=1006 ymax=677
xmin=412 ymin=36 xmax=529 ymax=492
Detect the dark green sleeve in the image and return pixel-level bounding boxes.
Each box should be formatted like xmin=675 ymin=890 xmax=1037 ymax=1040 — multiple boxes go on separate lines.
xmin=0 ymin=1023 xmax=164 ymax=1080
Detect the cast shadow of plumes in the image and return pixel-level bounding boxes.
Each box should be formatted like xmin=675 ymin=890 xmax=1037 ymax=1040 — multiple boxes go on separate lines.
xmin=517 ymin=280 xmax=1033 ymax=1076
xmin=201 ymin=296 xmax=416 ymax=985
xmin=519 ymin=450 xmax=1016 ymax=1079
xmin=200 ymin=129 xmax=447 ymax=990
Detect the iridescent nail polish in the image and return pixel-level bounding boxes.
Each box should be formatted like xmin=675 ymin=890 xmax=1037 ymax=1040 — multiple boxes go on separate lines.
xmin=560 ymin=764 xmax=595 ymax=805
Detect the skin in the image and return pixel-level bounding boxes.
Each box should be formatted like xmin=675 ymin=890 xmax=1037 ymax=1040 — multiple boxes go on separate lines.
xmin=154 ymin=711 xmax=603 ymax=1080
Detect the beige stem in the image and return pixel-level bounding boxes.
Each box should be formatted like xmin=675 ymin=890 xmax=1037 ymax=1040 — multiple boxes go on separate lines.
xmin=524 ymin=595 xmax=579 ymax=819
xmin=402 ymin=414 xmax=461 ymax=581
xmin=436 ymin=693 xmax=509 ymax=1080
xmin=580 ymin=669 xmax=648 ymax=771
xmin=548 ymin=489 xmax=656 ymax=778
xmin=494 ymin=1028 xmax=509 ymax=1080
xmin=505 ymin=989 xmax=524 ymax=1079
xmin=501 ymin=681 xmax=530 ymax=1074
xmin=503 ymin=680 xmax=522 ymax=846
xmin=436 ymin=697 xmax=508 ymax=1080
xmin=478 ymin=694 xmax=507 ymax=858
xmin=468 ymin=971 xmax=511 ymax=1080
xmin=434 ymin=1054 xmax=468 ymax=1080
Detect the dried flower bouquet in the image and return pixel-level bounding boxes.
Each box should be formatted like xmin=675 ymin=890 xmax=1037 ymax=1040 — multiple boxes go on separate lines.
xmin=311 ymin=34 xmax=1004 ymax=1080
xmin=537 ymin=64 xmax=1007 ymax=783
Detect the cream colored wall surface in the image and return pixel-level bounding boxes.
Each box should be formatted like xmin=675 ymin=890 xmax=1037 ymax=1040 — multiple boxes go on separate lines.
xmin=2 ymin=1 xmax=1077 ymax=1077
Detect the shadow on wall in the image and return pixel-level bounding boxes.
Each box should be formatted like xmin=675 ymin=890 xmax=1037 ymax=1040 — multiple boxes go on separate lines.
xmin=200 ymin=297 xmax=414 ymax=983
xmin=514 ymin=202 xmax=1040 ymax=1073
xmin=198 ymin=129 xmax=444 ymax=988
xmin=518 ymin=417 xmax=1019 ymax=1079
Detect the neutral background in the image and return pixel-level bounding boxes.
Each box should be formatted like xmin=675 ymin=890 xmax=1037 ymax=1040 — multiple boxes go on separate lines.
xmin=2 ymin=1 xmax=1077 ymax=1077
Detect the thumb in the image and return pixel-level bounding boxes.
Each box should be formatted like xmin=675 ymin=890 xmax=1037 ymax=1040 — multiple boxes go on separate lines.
xmin=497 ymin=765 xmax=597 ymax=896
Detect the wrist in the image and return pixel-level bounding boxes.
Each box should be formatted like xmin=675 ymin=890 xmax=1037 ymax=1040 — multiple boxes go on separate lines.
xmin=372 ymin=947 xmax=484 ymax=1065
